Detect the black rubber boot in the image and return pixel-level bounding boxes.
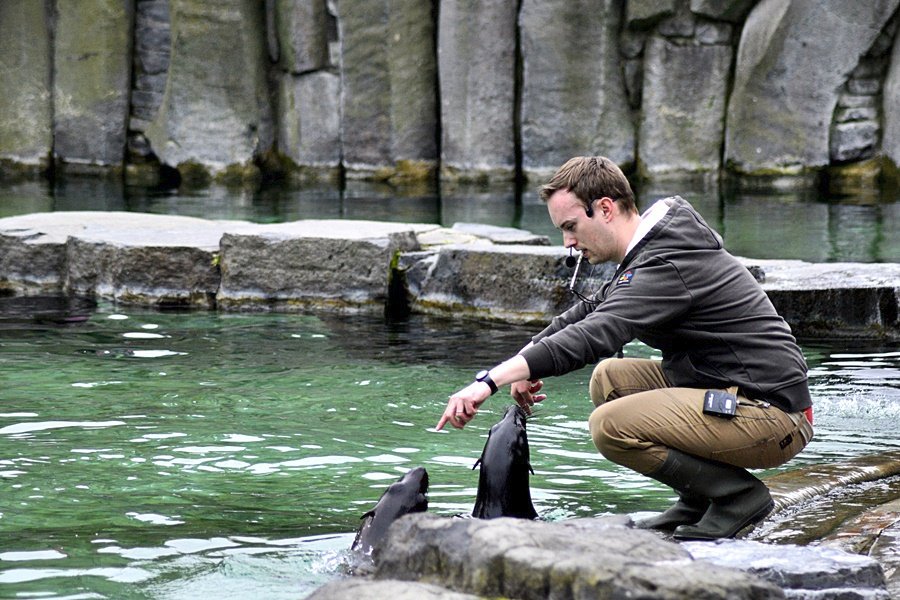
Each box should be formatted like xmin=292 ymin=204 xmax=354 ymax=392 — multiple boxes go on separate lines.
xmin=634 ymin=495 xmax=709 ymax=531
xmin=639 ymin=449 xmax=774 ymax=540
xmin=635 ymin=449 xmax=709 ymax=531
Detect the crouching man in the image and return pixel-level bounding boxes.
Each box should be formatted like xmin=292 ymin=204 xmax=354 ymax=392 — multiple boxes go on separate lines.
xmin=437 ymin=156 xmax=813 ymax=539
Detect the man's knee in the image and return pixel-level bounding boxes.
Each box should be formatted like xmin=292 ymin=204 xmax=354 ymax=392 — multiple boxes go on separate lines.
xmin=588 ymin=404 xmax=612 ymax=455
xmin=589 ymin=357 xmax=621 ymax=407
xmin=589 ymin=403 xmax=665 ymax=475
xmin=589 ymin=403 xmax=633 ymax=464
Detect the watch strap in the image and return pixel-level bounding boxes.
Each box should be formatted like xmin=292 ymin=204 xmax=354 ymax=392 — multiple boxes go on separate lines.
xmin=476 ymin=370 xmax=498 ymax=395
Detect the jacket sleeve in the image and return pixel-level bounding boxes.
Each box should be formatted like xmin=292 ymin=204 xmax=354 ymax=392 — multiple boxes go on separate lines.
xmin=521 ymin=258 xmax=693 ymax=378
xmin=531 ymin=294 xmax=596 ymax=343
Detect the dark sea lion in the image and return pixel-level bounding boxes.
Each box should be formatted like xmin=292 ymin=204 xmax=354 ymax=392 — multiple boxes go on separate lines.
xmin=471 ymin=404 xmax=538 ymax=520
xmin=351 ymin=466 xmax=429 ymax=556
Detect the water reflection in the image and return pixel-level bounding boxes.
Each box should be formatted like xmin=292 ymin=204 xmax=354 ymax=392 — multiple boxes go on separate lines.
xmin=1 ymin=177 xmax=897 ymax=262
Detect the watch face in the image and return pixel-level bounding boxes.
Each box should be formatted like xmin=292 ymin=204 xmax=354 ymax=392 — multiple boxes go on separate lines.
xmin=476 ymin=370 xmax=489 ymax=380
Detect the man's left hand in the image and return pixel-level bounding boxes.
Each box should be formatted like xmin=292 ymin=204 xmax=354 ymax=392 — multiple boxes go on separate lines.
xmin=435 ymin=382 xmax=491 ymax=430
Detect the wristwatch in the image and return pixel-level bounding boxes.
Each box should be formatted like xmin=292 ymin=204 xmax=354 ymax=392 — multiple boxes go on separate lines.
xmin=475 ymin=369 xmax=498 ymax=395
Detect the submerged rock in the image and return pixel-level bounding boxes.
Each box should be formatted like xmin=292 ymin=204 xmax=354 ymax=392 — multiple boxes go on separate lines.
xmin=684 ymin=540 xmax=890 ymax=600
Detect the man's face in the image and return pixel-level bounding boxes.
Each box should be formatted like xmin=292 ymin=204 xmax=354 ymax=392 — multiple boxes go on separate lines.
xmin=547 ymin=189 xmax=617 ymax=264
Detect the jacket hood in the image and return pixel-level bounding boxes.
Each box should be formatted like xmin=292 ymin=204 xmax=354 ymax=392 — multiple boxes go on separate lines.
xmin=623 ymin=196 xmax=723 ymax=268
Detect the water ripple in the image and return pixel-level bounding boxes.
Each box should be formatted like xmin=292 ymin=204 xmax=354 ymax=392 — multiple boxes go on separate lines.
xmin=0 ymin=420 xmax=126 ymax=436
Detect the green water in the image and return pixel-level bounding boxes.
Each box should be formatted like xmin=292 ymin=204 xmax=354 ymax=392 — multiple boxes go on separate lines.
xmin=0 ymin=303 xmax=898 ymax=599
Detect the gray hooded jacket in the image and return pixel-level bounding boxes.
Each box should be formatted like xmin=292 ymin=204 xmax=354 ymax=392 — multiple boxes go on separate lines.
xmin=520 ymin=196 xmax=811 ymax=413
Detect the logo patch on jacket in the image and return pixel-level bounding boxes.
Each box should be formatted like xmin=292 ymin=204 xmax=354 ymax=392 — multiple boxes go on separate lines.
xmin=617 ymin=270 xmax=634 ymax=286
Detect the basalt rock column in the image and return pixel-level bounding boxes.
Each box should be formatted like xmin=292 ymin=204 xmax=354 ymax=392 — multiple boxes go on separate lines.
xmin=271 ymin=0 xmax=342 ymax=181
xmin=143 ymin=0 xmax=274 ymax=183
xmin=636 ymin=6 xmax=734 ymax=178
xmin=438 ymin=0 xmax=517 ymax=182
xmin=724 ymin=0 xmax=900 ymax=178
xmin=519 ymin=0 xmax=635 ymax=181
xmin=334 ymin=0 xmax=438 ymax=181
xmin=52 ymin=0 xmax=133 ymax=174
xmin=0 ymin=1 xmax=52 ymax=176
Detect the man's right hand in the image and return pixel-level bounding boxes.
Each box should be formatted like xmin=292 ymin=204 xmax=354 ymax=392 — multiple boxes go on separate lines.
xmin=510 ymin=379 xmax=546 ymax=415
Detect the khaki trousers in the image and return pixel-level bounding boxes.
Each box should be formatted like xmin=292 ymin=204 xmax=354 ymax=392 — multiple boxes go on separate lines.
xmin=588 ymin=358 xmax=814 ymax=475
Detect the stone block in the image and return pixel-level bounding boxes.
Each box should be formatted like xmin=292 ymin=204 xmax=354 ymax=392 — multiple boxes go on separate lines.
xmin=748 ymin=259 xmax=900 ymax=338
xmin=0 ymin=0 xmax=52 ymax=171
xmin=658 ymin=6 xmax=696 ymax=37
xmin=695 ymin=21 xmax=733 ymax=44
xmin=690 ymin=0 xmax=758 ymax=23
xmin=276 ymin=71 xmax=341 ymax=170
xmin=626 ymin=0 xmax=676 ymax=28
xmin=53 ymin=0 xmax=133 ymax=169
xmin=438 ymin=0 xmax=517 ymax=180
xmin=835 ymin=107 xmax=879 ymax=123
xmin=217 ymin=220 xmax=428 ymax=311
xmin=409 ymin=243 xmax=615 ymax=323
xmin=0 ymin=214 xmax=69 ymax=294
xmin=65 ymin=239 xmax=220 ymax=308
xmin=639 ymin=36 xmax=732 ymax=176
xmin=0 ymin=212 xmax=251 ymax=305
xmin=61 ymin=213 xmax=251 ymax=308
xmin=685 ymin=540 xmax=890 ymax=599
xmin=273 ymin=0 xmax=330 ymax=73
xmin=840 ymin=94 xmax=879 ymax=109
xmin=449 ymin=223 xmax=550 ymax=246
xmin=847 ymin=77 xmax=883 ymax=96
xmin=725 ymin=0 xmax=900 ymax=174
xmin=334 ymin=0 xmax=438 ymax=177
xmin=519 ymin=0 xmax=635 ymax=180
xmin=144 ymin=0 xmax=274 ymax=178
xmin=830 ymin=121 xmax=880 ymax=163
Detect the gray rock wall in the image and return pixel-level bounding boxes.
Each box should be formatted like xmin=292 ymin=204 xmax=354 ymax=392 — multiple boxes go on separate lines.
xmin=270 ymin=0 xmax=341 ymax=180
xmin=4 ymin=1 xmax=900 ymax=184
xmin=638 ymin=31 xmax=732 ymax=177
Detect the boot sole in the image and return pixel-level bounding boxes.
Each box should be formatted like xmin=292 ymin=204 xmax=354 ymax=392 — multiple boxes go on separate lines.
xmin=673 ymin=498 xmax=774 ymax=541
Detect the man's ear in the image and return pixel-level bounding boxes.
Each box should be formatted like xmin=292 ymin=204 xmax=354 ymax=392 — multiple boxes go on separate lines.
xmin=598 ymin=197 xmax=616 ymax=220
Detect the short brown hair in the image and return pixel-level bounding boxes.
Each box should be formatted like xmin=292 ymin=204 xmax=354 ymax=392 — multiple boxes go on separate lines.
xmin=539 ymin=156 xmax=637 ymax=214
